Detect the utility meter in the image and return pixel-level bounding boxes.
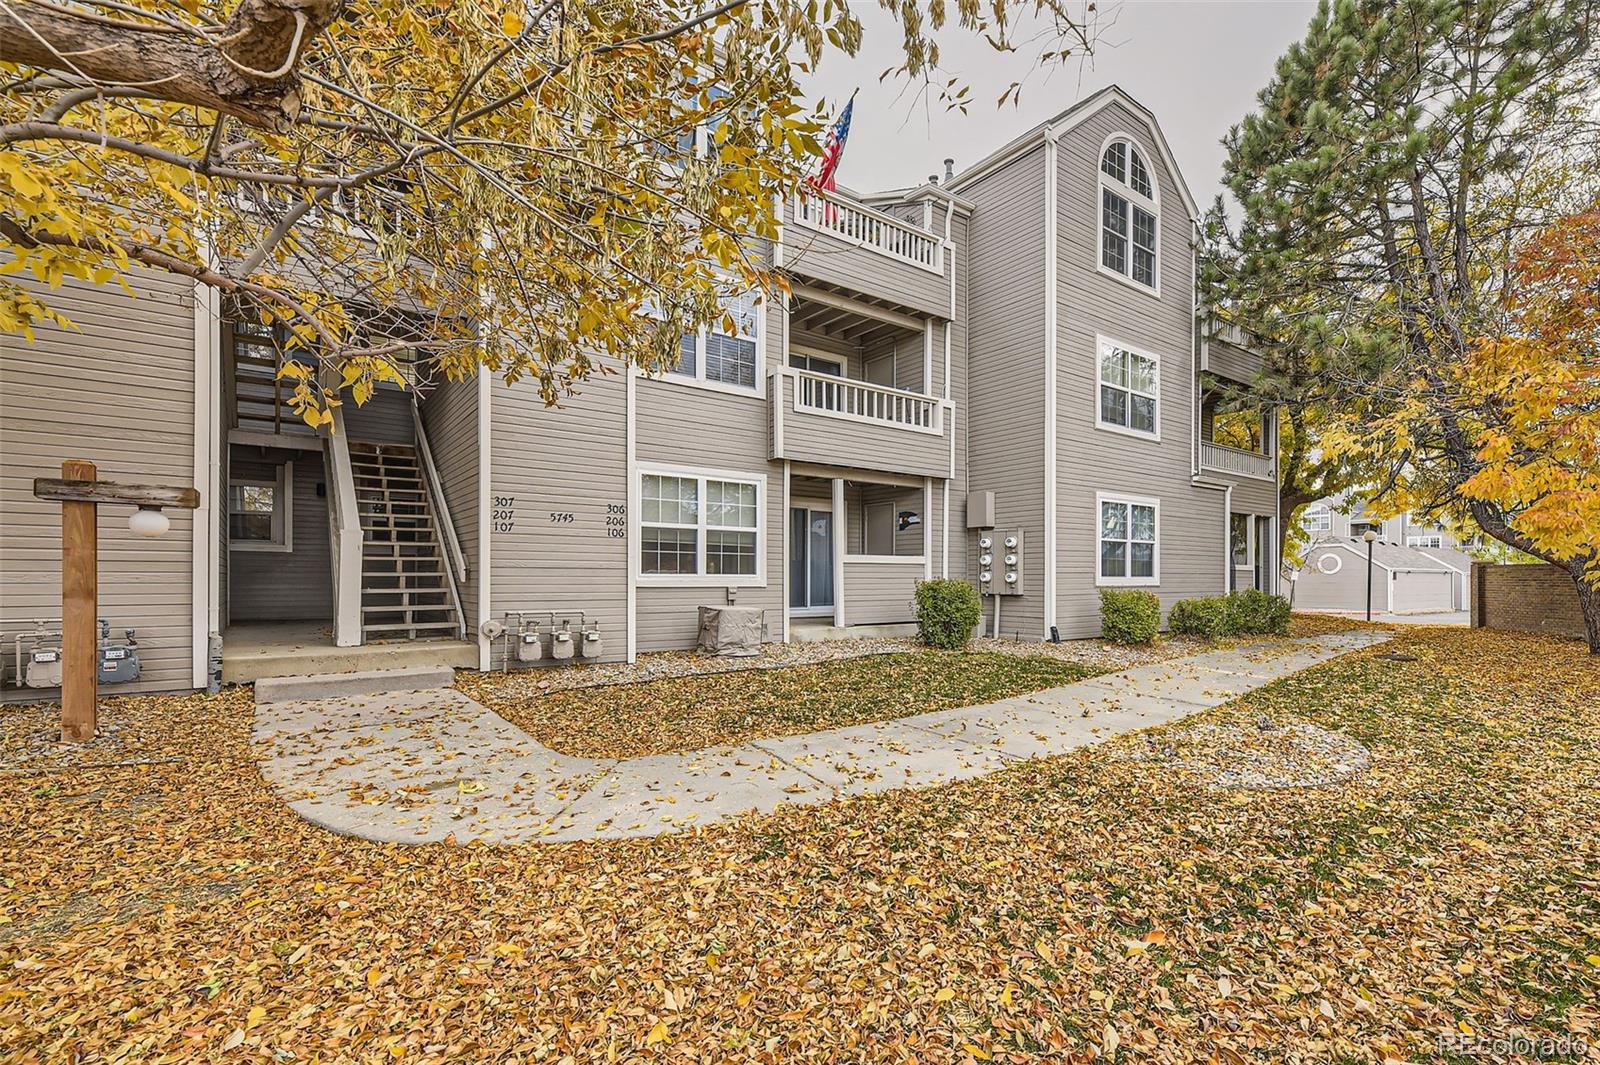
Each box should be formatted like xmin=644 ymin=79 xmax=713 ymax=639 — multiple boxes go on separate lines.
xmin=975 ymin=529 xmax=1023 ymax=596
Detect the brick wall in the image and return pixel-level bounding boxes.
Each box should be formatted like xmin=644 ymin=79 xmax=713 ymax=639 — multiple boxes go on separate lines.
xmin=1471 ymin=562 xmax=1586 ymax=639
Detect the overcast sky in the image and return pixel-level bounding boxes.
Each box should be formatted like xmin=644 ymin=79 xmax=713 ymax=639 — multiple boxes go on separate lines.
xmin=804 ymin=0 xmax=1318 ymax=204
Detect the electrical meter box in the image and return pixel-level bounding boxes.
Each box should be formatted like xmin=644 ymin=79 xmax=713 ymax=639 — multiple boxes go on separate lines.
xmin=975 ymin=529 xmax=1023 ymax=596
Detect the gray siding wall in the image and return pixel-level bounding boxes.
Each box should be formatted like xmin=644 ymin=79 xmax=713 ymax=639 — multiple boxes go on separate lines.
xmin=771 ymin=374 xmax=950 ymax=478
xmin=228 ymin=451 xmax=333 ymax=621
xmin=1 ymin=268 xmax=197 ymax=698
xmin=418 ymin=373 xmax=480 ymax=628
xmin=342 ymin=384 xmax=414 ymax=444
xmin=961 ymin=147 xmax=1050 ymax=638
xmin=1051 ymin=102 xmax=1226 ymax=636
xmin=841 ymin=559 xmax=920 ymax=624
xmin=635 ymin=374 xmax=784 ymax=650
xmin=489 ymin=374 xmax=629 ymax=665
xmin=781 ymin=199 xmax=950 ymax=318
xmin=1204 ymin=336 xmax=1264 ymax=385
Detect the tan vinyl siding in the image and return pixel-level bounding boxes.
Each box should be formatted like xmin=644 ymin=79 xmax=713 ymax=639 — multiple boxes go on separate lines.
xmin=418 ymin=373 xmax=480 ymax=627
xmin=488 ymin=375 xmax=628 ymax=665
xmin=228 ymin=452 xmax=333 ymax=622
xmin=1052 ymin=102 xmax=1227 ymax=636
xmin=962 ymin=146 xmax=1050 ymax=638
xmin=634 ymin=377 xmax=783 ymax=650
xmin=1 ymin=268 xmax=197 ymax=697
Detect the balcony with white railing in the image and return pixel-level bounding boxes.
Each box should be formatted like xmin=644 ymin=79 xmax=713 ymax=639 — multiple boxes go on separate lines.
xmin=785 ymin=190 xmax=951 ymax=318
xmin=1201 ymin=440 xmax=1275 ymax=481
xmin=771 ymin=368 xmax=951 ymax=479
xmin=793 ymin=190 xmax=944 ymax=273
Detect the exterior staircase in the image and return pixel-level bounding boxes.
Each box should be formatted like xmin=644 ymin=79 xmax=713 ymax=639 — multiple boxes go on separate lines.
xmin=348 ymin=443 xmax=463 ymax=642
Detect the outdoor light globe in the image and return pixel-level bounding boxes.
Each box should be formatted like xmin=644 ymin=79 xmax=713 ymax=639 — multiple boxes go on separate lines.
xmin=128 ymin=506 xmax=169 ymax=538
xmin=1363 ymin=530 xmax=1378 ymax=542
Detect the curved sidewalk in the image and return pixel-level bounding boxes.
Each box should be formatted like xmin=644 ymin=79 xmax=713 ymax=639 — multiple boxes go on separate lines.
xmin=253 ymin=631 xmax=1389 ymax=845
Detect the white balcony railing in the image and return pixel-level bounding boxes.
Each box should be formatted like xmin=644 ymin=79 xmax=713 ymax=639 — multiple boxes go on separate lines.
xmin=792 ymin=369 xmax=941 ymax=433
xmin=1201 ymin=440 xmax=1275 ymax=480
xmin=794 ymin=190 xmax=944 ymax=273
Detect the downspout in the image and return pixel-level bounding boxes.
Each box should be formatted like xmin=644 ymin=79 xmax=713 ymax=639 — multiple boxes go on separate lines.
xmin=943 ymin=196 xmax=956 ymax=579
xmin=1042 ymin=127 xmax=1060 ymax=638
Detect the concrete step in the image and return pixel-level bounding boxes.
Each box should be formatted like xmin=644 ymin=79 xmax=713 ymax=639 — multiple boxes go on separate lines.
xmin=255 ymin=665 xmax=457 ymax=704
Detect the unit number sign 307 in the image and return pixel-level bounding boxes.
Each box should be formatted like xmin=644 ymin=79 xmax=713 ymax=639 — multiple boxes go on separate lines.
xmin=491 ymin=497 xmax=626 ymax=537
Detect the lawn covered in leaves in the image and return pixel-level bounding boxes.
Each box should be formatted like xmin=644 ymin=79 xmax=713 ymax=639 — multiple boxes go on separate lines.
xmin=458 ymin=651 xmax=1096 ymax=759
xmin=3 ymin=627 xmax=1597 ymax=1063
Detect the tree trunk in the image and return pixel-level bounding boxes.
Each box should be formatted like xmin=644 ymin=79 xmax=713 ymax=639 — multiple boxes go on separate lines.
xmin=0 ymin=0 xmax=340 ymax=131
xmin=1567 ymin=566 xmax=1600 ymax=656
xmin=1468 ymin=499 xmax=1600 ymax=654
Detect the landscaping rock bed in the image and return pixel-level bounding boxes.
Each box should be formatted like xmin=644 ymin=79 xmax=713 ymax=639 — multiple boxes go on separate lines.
xmin=1119 ymin=717 xmax=1373 ymax=790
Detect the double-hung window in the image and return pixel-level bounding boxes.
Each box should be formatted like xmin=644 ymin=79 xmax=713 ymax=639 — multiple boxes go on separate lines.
xmin=1302 ymin=505 xmax=1332 ymax=534
xmin=1099 ymin=137 xmax=1159 ymax=291
xmin=639 ymin=469 xmax=763 ymax=584
xmin=1098 ymin=494 xmax=1158 ymax=585
xmin=673 ymin=288 xmax=759 ymax=391
xmin=1097 ymin=337 xmax=1159 ymax=438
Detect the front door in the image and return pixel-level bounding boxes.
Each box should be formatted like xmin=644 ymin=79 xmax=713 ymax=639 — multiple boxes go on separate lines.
xmin=1230 ymin=513 xmax=1254 ymax=592
xmin=789 ymin=507 xmax=835 ymax=614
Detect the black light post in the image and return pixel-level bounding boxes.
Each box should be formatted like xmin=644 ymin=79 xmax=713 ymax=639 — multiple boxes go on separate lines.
xmin=1363 ymin=529 xmax=1378 ymax=622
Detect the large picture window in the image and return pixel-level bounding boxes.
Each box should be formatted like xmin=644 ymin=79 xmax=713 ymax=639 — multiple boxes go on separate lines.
xmin=672 ymin=289 xmax=759 ymax=390
xmin=1097 ymin=494 xmax=1158 ymax=585
xmin=639 ymin=469 xmax=763 ymax=584
xmin=1302 ymin=504 xmax=1332 ymax=534
xmin=1097 ymin=337 xmax=1159 ymax=438
xmin=1099 ymin=137 xmax=1159 ymax=291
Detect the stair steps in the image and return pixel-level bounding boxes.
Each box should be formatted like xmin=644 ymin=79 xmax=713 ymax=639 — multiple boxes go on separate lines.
xmin=348 ymin=443 xmax=463 ymax=643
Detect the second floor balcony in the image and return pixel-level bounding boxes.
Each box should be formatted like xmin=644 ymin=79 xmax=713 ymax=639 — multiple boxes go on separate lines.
xmin=770 ymin=368 xmax=951 ymax=480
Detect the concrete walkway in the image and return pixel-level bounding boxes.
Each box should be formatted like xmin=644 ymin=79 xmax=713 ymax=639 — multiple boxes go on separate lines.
xmin=253 ymin=631 xmax=1389 ymax=845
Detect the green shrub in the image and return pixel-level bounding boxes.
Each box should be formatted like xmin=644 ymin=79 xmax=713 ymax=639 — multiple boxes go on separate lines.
xmin=1168 ymin=596 xmax=1228 ymax=639
xmin=915 ymin=579 xmax=983 ymax=649
xmin=1099 ymin=588 xmax=1161 ymax=644
xmin=1224 ymin=588 xmax=1292 ymax=635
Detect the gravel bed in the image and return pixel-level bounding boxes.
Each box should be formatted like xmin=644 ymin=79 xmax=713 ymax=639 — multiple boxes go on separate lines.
xmin=1116 ymin=716 xmax=1373 ymax=790
xmin=460 ymin=633 xmax=1194 ymax=702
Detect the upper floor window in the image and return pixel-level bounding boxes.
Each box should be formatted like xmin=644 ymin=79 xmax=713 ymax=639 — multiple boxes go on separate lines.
xmin=1100 ymin=137 xmax=1158 ymax=291
xmin=1302 ymin=504 xmax=1332 ymax=534
xmin=1097 ymin=336 xmax=1159 ymax=438
xmin=670 ymin=288 xmax=760 ymax=391
xmin=1407 ymin=534 xmax=1444 ymax=549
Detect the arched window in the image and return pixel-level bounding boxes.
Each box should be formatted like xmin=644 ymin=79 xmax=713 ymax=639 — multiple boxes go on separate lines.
xmin=1099 ymin=137 xmax=1158 ymax=290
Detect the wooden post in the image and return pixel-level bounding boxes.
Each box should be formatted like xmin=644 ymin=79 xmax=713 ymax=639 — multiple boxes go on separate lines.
xmin=60 ymin=458 xmax=98 ymax=743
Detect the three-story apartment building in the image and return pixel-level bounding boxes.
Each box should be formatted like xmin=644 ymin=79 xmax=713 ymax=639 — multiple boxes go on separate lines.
xmin=0 ymin=86 xmax=1280 ymax=696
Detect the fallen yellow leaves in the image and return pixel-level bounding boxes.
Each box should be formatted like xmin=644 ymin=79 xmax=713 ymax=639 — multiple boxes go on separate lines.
xmin=1 ymin=628 xmax=1596 ymax=1062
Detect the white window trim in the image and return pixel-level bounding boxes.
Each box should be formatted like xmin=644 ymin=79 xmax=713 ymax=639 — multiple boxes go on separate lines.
xmin=636 ymin=462 xmax=766 ymax=588
xmin=788 ymin=347 xmax=844 ymax=376
xmin=1302 ymin=505 xmax=1332 ymax=533
xmin=1314 ymin=551 xmax=1343 ymax=575
xmin=1096 ymin=133 xmax=1160 ymax=298
xmin=1407 ymin=534 xmax=1444 ymax=549
xmin=1095 ymin=491 xmax=1160 ymax=587
xmin=653 ymin=283 xmax=766 ymax=397
xmin=228 ymin=461 xmax=293 ymax=553
xmin=1094 ymin=334 xmax=1161 ymax=442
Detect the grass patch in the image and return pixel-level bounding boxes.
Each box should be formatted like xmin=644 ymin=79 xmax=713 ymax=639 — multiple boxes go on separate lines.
xmin=464 ymin=650 xmax=1096 ymax=758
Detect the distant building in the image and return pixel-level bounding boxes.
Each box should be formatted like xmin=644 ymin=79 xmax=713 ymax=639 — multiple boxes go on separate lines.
xmin=1291 ymin=494 xmax=1473 ymax=613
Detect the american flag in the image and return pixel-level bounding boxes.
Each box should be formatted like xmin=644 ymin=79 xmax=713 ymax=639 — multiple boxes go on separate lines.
xmin=809 ymin=91 xmax=856 ymax=193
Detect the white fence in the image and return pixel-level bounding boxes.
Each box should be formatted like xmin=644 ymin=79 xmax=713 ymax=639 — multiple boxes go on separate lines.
xmin=1201 ymin=440 xmax=1275 ymax=480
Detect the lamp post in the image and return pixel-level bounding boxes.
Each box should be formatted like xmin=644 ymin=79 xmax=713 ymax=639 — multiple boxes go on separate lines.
xmin=1363 ymin=529 xmax=1378 ymax=622
xmin=32 ymin=460 xmax=200 ymax=742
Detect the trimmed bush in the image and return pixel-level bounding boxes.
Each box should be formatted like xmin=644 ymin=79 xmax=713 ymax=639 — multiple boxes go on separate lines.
xmin=1224 ymin=589 xmax=1292 ymax=636
xmin=1168 ymin=595 xmax=1228 ymax=639
xmin=1100 ymin=588 xmax=1161 ymax=644
xmin=915 ymin=579 xmax=983 ymax=649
